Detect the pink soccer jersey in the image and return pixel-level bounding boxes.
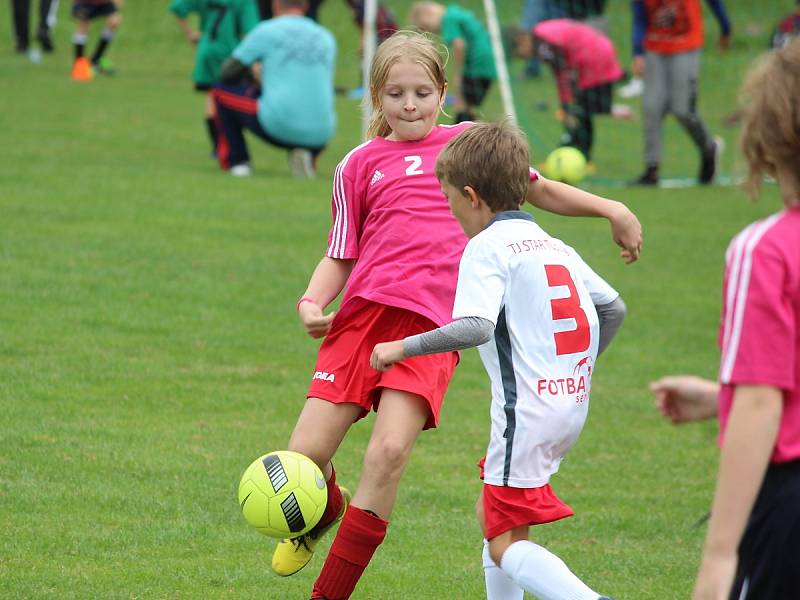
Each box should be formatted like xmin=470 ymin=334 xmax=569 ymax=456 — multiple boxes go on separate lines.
xmin=717 ymin=207 xmax=800 ymax=463
xmin=327 ymin=123 xmax=540 ymax=327
xmin=532 ymin=19 xmax=623 ymax=101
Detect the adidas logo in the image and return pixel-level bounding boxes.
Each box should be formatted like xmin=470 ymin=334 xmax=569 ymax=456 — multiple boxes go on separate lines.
xmin=370 ymin=170 xmax=385 ymax=186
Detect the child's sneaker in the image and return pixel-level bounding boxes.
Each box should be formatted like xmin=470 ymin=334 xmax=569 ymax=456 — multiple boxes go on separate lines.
xmin=699 ymin=135 xmax=724 ymax=185
xmin=230 ymin=163 xmax=252 ymax=177
xmin=288 ymin=148 xmax=316 ymax=179
xmin=92 ymin=57 xmax=117 ymax=76
xmin=271 ymin=486 xmax=351 ymax=577
xmin=71 ymin=57 xmax=94 ymax=81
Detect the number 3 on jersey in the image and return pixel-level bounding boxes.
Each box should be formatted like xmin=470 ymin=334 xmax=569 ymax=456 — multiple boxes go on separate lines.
xmin=545 ymin=264 xmax=590 ymax=355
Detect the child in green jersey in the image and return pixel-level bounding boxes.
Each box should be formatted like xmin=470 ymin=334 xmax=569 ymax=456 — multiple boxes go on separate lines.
xmin=410 ymin=2 xmax=497 ymax=122
xmin=170 ymin=0 xmax=259 ymax=156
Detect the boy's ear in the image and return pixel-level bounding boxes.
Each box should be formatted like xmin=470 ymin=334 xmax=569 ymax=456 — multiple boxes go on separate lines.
xmin=463 ymin=185 xmax=481 ymax=208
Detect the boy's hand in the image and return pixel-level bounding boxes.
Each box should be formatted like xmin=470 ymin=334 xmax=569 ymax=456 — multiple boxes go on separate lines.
xmin=370 ymin=341 xmax=405 ymax=371
xmin=608 ymin=202 xmax=643 ymax=263
xmin=298 ymin=300 xmax=335 ymax=339
xmin=187 ymin=30 xmax=200 ymax=45
xmin=632 ymin=55 xmax=645 ymax=78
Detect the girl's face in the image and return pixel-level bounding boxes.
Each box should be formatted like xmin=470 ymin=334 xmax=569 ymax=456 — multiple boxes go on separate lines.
xmin=380 ymin=59 xmax=443 ymax=142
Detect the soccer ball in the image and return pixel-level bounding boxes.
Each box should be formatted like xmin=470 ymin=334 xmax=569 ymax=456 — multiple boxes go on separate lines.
xmin=544 ymin=147 xmax=587 ymax=184
xmin=238 ymin=450 xmax=328 ymax=539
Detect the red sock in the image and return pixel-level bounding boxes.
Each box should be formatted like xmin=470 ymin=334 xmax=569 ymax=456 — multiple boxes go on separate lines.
xmin=311 ymin=506 xmax=388 ymax=600
xmin=316 ymin=465 xmax=343 ymax=530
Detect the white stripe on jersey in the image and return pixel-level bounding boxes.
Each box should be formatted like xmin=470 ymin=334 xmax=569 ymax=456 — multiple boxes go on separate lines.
xmin=327 ymin=140 xmax=372 ymax=258
xmin=720 ymin=213 xmax=783 ymax=383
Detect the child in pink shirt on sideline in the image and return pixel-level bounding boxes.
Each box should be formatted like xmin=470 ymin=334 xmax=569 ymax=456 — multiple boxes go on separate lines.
xmin=271 ymin=31 xmax=642 ymax=600
xmin=650 ymin=40 xmax=800 ymax=600
xmin=508 ymin=19 xmax=624 ymax=163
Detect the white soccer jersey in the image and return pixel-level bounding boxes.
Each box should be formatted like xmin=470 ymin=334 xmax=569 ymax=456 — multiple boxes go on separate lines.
xmin=452 ymin=211 xmax=618 ymax=488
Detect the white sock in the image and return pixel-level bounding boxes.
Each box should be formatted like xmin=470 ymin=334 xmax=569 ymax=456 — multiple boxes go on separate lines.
xmin=483 ymin=540 xmax=523 ymax=600
xmin=499 ymin=540 xmax=600 ymax=600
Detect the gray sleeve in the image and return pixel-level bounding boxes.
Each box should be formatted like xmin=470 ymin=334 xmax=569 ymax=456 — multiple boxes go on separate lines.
xmin=403 ymin=316 xmax=495 ymax=357
xmin=596 ymin=296 xmax=626 ymax=356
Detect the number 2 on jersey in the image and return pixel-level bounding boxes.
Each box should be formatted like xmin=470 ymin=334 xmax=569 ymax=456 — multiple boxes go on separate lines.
xmin=404 ymin=155 xmax=423 ymax=176
xmin=545 ymin=264 xmax=590 ymax=355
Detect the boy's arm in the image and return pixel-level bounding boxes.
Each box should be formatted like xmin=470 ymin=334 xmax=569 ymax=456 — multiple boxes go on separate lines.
xmin=631 ymin=0 xmax=646 ymax=76
xmin=174 ymin=16 xmax=200 ymax=45
xmin=370 ymin=316 xmax=494 ymax=371
xmin=526 ymin=177 xmax=643 ymax=263
xmin=450 ymin=37 xmax=466 ymax=111
xmin=703 ymin=0 xmax=732 ymax=49
xmin=297 ymin=256 xmax=355 ymax=339
xmin=595 ymin=297 xmax=626 ymax=355
xmin=220 ymin=57 xmax=250 ymax=83
xmin=693 ymin=385 xmax=781 ymax=599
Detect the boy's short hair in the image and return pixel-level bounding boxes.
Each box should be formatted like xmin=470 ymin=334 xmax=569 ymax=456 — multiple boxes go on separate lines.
xmin=436 ymin=120 xmax=530 ymax=212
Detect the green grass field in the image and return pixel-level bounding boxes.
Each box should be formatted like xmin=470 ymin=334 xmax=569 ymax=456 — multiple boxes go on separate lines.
xmin=0 ymin=1 xmax=788 ymax=598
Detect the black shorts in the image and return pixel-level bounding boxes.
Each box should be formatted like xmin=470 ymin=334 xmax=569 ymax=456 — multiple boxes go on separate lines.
xmin=72 ymin=2 xmax=117 ymax=20
xmin=462 ymin=76 xmax=493 ymax=107
xmin=575 ymin=82 xmax=613 ymax=115
xmin=729 ymin=459 xmax=800 ymax=600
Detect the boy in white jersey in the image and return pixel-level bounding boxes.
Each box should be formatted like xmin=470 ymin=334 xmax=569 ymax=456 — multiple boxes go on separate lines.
xmin=371 ymin=121 xmax=625 ymax=600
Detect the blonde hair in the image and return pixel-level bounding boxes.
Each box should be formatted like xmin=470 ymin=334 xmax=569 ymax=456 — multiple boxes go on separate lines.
xmin=740 ymin=38 xmax=800 ymax=198
xmin=365 ymin=31 xmax=447 ymax=140
xmin=435 ymin=120 xmax=530 ymax=212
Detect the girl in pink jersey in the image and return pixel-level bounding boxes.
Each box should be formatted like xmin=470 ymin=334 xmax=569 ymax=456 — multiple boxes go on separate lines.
xmin=651 ymin=40 xmax=800 ymax=600
xmin=271 ymin=31 xmax=642 ymax=600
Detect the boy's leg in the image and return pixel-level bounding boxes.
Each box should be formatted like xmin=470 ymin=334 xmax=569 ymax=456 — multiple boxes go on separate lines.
xmin=211 ymin=84 xmax=261 ymax=170
xmin=271 ymin=397 xmax=361 ymax=576
xmin=36 ymin=0 xmax=56 ymax=51
xmin=635 ymin=51 xmax=669 ymax=183
xmin=91 ymin=10 xmax=121 ymax=72
xmin=475 ymin=495 xmax=524 ymax=599
xmin=489 ymin=529 xmax=603 ymax=600
xmin=667 ymin=49 xmax=719 ymax=183
xmin=203 ymin=91 xmax=218 ymax=155
xmin=310 ymin=389 xmax=429 ymax=600
xmin=11 ymin=0 xmax=31 ymax=52
xmin=72 ymin=19 xmax=89 ymax=59
xmin=70 ymin=17 xmax=93 ymax=80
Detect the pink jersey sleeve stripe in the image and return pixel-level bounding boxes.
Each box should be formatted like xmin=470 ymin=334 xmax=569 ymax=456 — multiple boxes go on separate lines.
xmin=329 ymin=160 xmax=348 ymax=257
xmin=719 ymin=212 xmax=784 ymax=383
xmin=327 ymin=141 xmax=371 ymax=258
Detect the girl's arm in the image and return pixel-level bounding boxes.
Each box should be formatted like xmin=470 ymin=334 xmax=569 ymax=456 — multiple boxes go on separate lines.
xmin=693 ymin=384 xmax=782 ymax=600
xmin=527 ymin=177 xmax=643 ymax=263
xmin=297 ymin=256 xmax=355 ymax=338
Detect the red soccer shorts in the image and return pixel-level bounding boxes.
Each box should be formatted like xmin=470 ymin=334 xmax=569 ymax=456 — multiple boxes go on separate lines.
xmin=307 ymin=299 xmax=458 ymax=430
xmin=479 ymin=459 xmax=574 ymax=540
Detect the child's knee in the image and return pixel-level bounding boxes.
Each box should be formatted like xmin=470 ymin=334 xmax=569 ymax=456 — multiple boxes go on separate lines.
xmin=364 ymin=434 xmax=413 ymax=477
xmin=487 ymin=537 xmax=510 ymax=566
xmin=107 ymin=13 xmax=122 ymax=29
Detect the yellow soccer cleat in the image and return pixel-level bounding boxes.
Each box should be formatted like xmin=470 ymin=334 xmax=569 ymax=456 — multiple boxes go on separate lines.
xmin=271 ymin=486 xmax=351 ymax=577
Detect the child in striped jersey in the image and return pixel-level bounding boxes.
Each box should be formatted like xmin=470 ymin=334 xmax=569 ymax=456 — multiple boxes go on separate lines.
xmin=272 ymin=31 xmax=642 ymax=600
xmin=651 ymin=40 xmax=800 ymax=600
xmin=371 ymin=120 xmax=622 ymax=600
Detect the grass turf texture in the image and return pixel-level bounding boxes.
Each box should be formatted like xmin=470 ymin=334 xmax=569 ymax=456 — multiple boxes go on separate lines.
xmin=0 ymin=1 xmax=784 ymax=598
